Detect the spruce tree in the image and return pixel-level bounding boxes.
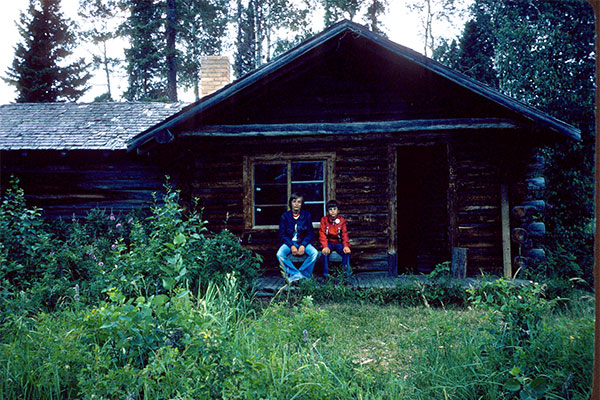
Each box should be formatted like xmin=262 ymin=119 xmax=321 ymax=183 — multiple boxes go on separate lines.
xmin=121 ymin=0 xmax=166 ymax=101
xmin=4 ymin=0 xmax=90 ymax=103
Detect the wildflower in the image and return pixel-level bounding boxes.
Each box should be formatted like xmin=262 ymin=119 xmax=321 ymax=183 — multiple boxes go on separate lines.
xmin=74 ymin=284 xmax=80 ymax=301
xmin=109 ymin=215 xmax=116 ymax=221
xmin=98 ymin=261 xmax=104 ymax=267
xmin=128 ymin=218 xmax=133 ymax=224
xmin=111 ymin=244 xmax=118 ymax=250
xmin=569 ymin=335 xmax=575 ymax=340
xmin=303 ymin=329 xmax=309 ymax=343
xmin=116 ymin=223 xmax=122 ymax=229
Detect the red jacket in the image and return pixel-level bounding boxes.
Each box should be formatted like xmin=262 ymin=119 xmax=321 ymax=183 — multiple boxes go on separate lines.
xmin=319 ymin=215 xmax=350 ymax=248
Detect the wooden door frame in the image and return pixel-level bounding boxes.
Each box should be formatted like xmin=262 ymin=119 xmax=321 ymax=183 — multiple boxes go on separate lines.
xmin=386 ymin=142 xmax=457 ymax=276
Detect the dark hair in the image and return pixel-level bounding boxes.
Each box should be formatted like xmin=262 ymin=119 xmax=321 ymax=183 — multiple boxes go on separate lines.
xmin=326 ymin=200 xmax=338 ymax=210
xmin=289 ymin=192 xmax=304 ymax=209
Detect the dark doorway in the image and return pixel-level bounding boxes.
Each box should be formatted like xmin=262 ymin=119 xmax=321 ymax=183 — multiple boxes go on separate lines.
xmin=396 ymin=145 xmax=449 ymax=274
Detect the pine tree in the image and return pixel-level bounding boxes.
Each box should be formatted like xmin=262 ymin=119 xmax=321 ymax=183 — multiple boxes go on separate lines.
xmin=365 ymin=0 xmax=388 ymax=34
xmin=321 ymin=0 xmax=362 ymax=26
xmin=4 ymin=0 xmax=90 ymax=103
xmin=121 ymin=0 xmax=166 ymax=101
xmin=234 ymin=0 xmax=259 ymax=78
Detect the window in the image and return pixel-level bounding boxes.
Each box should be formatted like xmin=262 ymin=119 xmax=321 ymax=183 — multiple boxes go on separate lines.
xmin=244 ymin=154 xmax=335 ymax=228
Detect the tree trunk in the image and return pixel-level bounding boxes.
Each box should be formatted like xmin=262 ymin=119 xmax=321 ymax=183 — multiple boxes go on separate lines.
xmin=166 ymin=0 xmax=178 ymax=101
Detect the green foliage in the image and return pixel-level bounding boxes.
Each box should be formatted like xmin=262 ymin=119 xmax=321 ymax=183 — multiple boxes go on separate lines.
xmin=121 ymin=0 xmax=167 ymax=101
xmin=177 ymin=0 xmax=230 ymax=100
xmin=0 ymin=179 xmax=260 ymax=321
xmin=110 ymin=182 xmax=261 ymax=298
xmin=467 ymin=278 xmax=554 ymax=345
xmin=4 ymin=0 xmax=91 ymax=102
xmin=296 ymin=273 xmax=468 ymax=308
xmin=0 ymin=288 xmax=593 ymax=399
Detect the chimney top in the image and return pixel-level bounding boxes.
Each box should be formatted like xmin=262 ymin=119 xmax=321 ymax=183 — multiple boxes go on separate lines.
xmin=200 ymin=56 xmax=231 ymax=98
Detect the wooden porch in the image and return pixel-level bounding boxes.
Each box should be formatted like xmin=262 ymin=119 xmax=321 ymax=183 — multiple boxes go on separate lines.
xmin=253 ymin=273 xmax=481 ymax=297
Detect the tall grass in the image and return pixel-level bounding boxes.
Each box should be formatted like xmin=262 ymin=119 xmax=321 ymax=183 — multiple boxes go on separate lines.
xmin=0 ymin=287 xmax=593 ymax=399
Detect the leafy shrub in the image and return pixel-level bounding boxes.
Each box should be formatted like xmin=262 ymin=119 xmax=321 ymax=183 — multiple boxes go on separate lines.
xmin=107 ymin=182 xmax=261 ymax=298
xmin=0 ymin=179 xmax=261 ymax=319
xmin=467 ymin=278 xmax=555 ymax=345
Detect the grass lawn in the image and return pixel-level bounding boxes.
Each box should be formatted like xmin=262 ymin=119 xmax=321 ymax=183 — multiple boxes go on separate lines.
xmin=0 ymin=288 xmax=594 ymax=399
xmin=245 ymin=292 xmax=593 ymax=399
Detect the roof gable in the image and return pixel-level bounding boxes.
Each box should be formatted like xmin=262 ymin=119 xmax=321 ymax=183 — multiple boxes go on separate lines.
xmin=130 ymin=20 xmax=579 ymax=151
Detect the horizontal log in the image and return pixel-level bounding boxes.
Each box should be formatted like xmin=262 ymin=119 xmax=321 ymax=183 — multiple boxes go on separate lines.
xmin=521 ymin=200 xmax=545 ymax=211
xmin=526 ymin=177 xmax=545 ymax=191
xmin=178 ymin=118 xmax=521 ymax=138
xmin=523 ymin=248 xmax=545 ymax=261
xmin=511 ymin=205 xmax=542 ymax=221
xmin=525 ymin=222 xmax=545 ymax=238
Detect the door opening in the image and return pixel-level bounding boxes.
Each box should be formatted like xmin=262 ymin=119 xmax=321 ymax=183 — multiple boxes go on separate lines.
xmin=396 ymin=145 xmax=449 ymax=274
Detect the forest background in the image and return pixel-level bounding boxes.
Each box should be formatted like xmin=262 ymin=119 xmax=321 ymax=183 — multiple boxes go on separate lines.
xmin=1 ymin=0 xmax=596 ymax=284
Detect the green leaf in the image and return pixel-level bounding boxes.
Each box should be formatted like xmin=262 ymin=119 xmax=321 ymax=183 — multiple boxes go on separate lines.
xmin=173 ymin=233 xmax=186 ymax=246
xmin=529 ymin=377 xmax=548 ymax=397
xmin=505 ymin=378 xmax=521 ymax=391
xmin=151 ymin=294 xmax=169 ymax=306
xmin=509 ymin=366 xmax=521 ymax=376
xmin=162 ymin=277 xmax=175 ymax=291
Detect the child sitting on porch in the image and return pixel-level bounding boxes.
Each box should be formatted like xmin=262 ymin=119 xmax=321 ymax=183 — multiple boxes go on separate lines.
xmin=319 ymin=200 xmax=351 ymax=279
xmin=276 ymin=192 xmax=319 ymax=284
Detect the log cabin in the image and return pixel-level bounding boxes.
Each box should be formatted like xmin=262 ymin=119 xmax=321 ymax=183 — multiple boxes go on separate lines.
xmin=1 ymin=21 xmax=580 ymax=277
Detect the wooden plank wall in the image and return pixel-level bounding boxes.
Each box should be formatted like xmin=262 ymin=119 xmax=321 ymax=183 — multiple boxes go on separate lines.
xmin=0 ymin=150 xmax=169 ymax=219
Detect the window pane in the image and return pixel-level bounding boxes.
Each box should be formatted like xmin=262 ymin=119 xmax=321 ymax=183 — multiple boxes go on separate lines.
xmin=255 ymin=205 xmax=287 ymax=226
xmin=302 ymin=202 xmax=325 ymax=223
xmin=292 ymin=182 xmax=323 ymax=202
xmin=292 ymin=161 xmax=323 ymax=181
xmin=255 ymin=164 xmax=287 ymax=184
xmin=255 ymin=184 xmax=287 ymax=205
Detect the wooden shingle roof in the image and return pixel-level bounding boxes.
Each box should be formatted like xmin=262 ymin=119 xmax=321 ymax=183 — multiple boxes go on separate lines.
xmin=0 ymin=102 xmax=188 ymax=150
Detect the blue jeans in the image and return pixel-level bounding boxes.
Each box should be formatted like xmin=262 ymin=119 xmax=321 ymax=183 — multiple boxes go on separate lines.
xmin=322 ymin=242 xmax=351 ymax=277
xmin=276 ymin=242 xmax=319 ymax=282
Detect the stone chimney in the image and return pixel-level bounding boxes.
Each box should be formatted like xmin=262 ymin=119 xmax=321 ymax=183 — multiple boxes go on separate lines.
xmin=200 ymin=56 xmax=231 ymax=97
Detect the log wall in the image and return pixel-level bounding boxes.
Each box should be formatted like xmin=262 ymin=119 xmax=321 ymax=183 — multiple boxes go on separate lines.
xmin=0 ymin=150 xmax=169 ymax=219
xmin=1 ymin=129 xmax=541 ymax=277
xmin=169 ymin=130 xmax=532 ymax=276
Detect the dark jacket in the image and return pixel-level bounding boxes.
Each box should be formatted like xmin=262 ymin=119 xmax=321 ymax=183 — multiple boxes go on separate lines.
xmin=278 ymin=209 xmax=314 ymax=247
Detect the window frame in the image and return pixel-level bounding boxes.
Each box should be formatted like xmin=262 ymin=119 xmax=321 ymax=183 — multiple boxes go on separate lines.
xmin=243 ymin=153 xmax=336 ymax=230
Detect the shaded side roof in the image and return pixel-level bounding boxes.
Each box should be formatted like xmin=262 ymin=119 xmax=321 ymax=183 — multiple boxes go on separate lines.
xmin=129 ymin=20 xmax=580 ymax=152
xmin=0 ymin=102 xmax=188 ymax=150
